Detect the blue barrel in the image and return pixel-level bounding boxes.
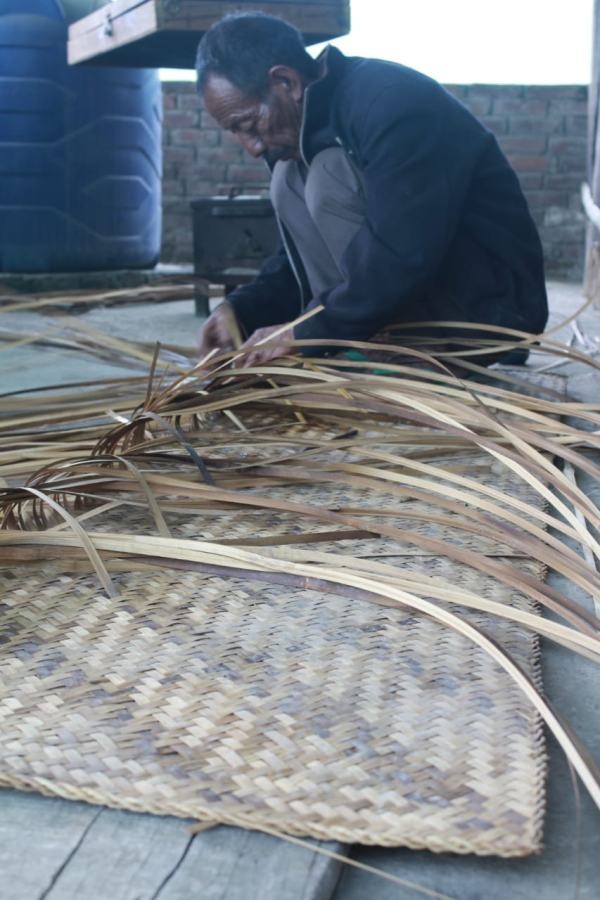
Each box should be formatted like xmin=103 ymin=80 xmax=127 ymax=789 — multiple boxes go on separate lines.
xmin=0 ymin=1 xmax=162 ymax=272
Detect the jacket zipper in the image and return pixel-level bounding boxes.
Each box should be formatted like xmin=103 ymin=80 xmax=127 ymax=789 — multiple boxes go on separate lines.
xmin=275 ymin=212 xmax=307 ymax=311
xmin=268 ymin=84 xmax=315 ymax=311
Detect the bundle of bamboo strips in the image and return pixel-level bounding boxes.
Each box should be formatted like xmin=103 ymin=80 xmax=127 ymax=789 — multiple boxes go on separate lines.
xmin=0 ymin=278 xmax=218 ymax=312
xmin=1 ymin=319 xmax=599 ymax=816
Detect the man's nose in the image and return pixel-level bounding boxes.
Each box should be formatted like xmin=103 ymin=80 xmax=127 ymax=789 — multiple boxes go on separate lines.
xmin=238 ymin=133 xmax=265 ymax=158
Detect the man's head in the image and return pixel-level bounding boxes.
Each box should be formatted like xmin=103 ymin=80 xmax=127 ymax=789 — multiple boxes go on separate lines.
xmin=196 ymin=13 xmax=320 ymax=166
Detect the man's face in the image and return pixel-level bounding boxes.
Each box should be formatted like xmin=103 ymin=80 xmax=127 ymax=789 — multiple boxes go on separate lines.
xmin=203 ymin=71 xmax=304 ymax=167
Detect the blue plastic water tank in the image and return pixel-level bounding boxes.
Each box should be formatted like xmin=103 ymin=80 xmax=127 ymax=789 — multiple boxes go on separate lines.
xmin=0 ymin=1 xmax=162 ymax=272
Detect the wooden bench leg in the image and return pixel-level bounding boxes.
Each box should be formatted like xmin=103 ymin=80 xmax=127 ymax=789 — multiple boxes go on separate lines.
xmin=194 ymin=293 xmax=210 ymax=318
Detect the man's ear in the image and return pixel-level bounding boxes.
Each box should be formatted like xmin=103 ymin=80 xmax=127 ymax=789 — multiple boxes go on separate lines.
xmin=266 ymin=65 xmax=305 ymax=102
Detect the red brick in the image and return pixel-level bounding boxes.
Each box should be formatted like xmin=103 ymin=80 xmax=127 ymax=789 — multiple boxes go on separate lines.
xmin=171 ymin=128 xmax=202 ymax=145
xmin=525 ymin=190 xmax=569 ymax=208
xmin=524 ymin=85 xmax=587 ymax=101
xmin=544 ymin=208 xmax=584 ymax=229
xmin=185 ymin=181 xmax=215 ymax=197
xmin=543 ymin=242 xmax=584 ymax=261
xmin=199 ymin=110 xmax=219 ymax=129
xmin=565 ymin=115 xmax=587 ymax=136
xmin=509 ymin=117 xmax=564 ymax=136
xmin=493 ymin=98 xmax=547 ymax=117
xmin=164 ymin=146 xmax=195 ymax=164
xmin=462 ymin=95 xmax=492 ymax=118
xmin=498 ymin=136 xmax=547 ymax=154
xmin=477 ymin=84 xmax=523 ymax=98
xmin=185 ymin=175 xmax=211 ymax=193
xmin=164 ymin=110 xmax=198 ymax=129
xmin=569 ymin=193 xmax=585 ymax=211
xmin=506 ymin=155 xmax=546 ymax=172
xmin=162 ymin=202 xmax=190 ymax=218
xmin=548 ymin=99 xmax=588 ymax=117
xmin=479 ymin=116 xmax=508 ymax=135
xmin=529 ymin=207 xmax=545 ymax=226
xmin=547 ymin=137 xmax=586 ymax=155
xmin=165 ymin=82 xmax=195 ymax=95
xmin=545 ymin=174 xmax=583 ymax=191
xmin=187 ymin=164 xmax=227 ymax=182
xmin=517 ymin=173 xmax=544 ymax=189
xmin=162 ymin=179 xmax=186 ymax=197
xmin=556 ymin=155 xmax=586 ymax=174
xmin=178 ymin=93 xmax=202 ymax=111
xmin=213 ymin=182 xmax=269 ymax=196
xmin=162 ymin=162 xmax=176 ymax=179
xmin=226 ymin=164 xmax=269 ymax=185
xmin=539 ymin=225 xmax=586 ymax=243
xmin=197 ymin=147 xmax=244 ymax=164
xmin=192 ymin=130 xmax=221 ymax=148
xmin=221 ymin=130 xmax=245 ymax=148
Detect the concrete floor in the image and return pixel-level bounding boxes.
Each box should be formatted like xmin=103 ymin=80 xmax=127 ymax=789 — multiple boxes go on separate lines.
xmin=0 ymin=281 xmax=599 ymax=899
xmin=0 ymin=280 xmax=597 ymax=394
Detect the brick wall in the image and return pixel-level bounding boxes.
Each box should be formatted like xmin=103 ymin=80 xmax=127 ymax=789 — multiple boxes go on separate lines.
xmin=162 ymin=83 xmax=268 ymax=264
xmin=162 ymin=81 xmax=587 ymax=281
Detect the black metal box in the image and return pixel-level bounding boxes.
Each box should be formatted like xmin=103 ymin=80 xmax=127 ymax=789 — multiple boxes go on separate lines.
xmin=191 ymin=195 xmax=279 ymax=281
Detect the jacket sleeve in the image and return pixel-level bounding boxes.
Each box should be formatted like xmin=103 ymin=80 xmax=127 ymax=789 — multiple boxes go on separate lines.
xmin=294 ymin=82 xmax=475 ymax=348
xmin=227 ymin=243 xmax=303 ymax=338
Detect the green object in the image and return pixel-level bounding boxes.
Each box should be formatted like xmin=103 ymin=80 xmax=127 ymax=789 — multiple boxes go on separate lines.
xmin=343 ymin=350 xmax=390 ymax=376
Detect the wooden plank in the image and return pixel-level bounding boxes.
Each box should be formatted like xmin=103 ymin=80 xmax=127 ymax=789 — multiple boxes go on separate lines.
xmin=70 ymin=0 xmax=349 ymax=36
xmin=164 ymin=4 xmax=349 ymax=35
xmin=0 ymin=789 xmax=100 ymax=900
xmin=153 ymin=825 xmax=343 ymax=900
xmin=69 ymin=0 xmax=148 ymax=38
xmin=157 ymin=0 xmax=349 ymax=28
xmin=0 ymin=788 xmax=344 ymax=900
xmin=68 ymin=0 xmax=350 ymax=67
xmin=38 ymin=807 xmax=197 ymax=900
xmin=68 ymin=4 xmax=158 ymax=65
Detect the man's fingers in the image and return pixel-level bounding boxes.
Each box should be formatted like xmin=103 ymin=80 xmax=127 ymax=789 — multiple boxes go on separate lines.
xmin=241 ymin=345 xmax=264 ymax=368
xmin=240 ymin=328 xmax=266 ymax=350
xmin=196 ymin=318 xmax=216 ymax=356
xmin=214 ymin=325 xmax=236 ymax=351
xmin=197 ymin=306 xmax=240 ymax=360
xmin=243 ymin=344 xmax=286 ymax=368
xmin=226 ymin=323 xmax=294 ymax=368
xmin=218 ymin=304 xmax=243 ymax=349
xmin=244 ymin=352 xmax=265 ymax=368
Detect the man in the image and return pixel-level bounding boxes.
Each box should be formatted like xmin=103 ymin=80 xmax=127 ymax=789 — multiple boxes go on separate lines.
xmin=196 ymin=13 xmax=548 ymax=368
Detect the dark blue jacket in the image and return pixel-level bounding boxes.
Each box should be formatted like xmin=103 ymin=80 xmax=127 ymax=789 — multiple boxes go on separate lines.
xmin=229 ymin=47 xmax=548 ymax=348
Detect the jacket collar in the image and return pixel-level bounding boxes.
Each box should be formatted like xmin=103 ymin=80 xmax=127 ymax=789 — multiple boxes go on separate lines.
xmin=300 ymin=45 xmax=348 ymax=163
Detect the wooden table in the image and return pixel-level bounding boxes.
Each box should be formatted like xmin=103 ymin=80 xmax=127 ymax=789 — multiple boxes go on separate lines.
xmin=68 ymin=0 xmax=351 ymax=67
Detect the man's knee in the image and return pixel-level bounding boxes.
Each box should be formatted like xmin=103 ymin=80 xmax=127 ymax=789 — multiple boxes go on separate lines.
xmin=304 ymin=147 xmax=366 ymax=225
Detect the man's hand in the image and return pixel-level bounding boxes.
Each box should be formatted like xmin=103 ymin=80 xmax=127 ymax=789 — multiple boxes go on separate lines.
xmin=196 ymin=302 xmax=243 ymax=362
xmin=239 ymin=324 xmax=294 ymax=368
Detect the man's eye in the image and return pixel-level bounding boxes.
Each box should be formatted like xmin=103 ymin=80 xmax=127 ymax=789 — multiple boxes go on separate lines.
xmin=234 ymin=120 xmax=256 ymax=135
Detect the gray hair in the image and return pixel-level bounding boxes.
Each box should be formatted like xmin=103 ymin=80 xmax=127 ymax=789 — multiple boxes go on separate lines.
xmin=196 ymin=13 xmax=320 ymax=97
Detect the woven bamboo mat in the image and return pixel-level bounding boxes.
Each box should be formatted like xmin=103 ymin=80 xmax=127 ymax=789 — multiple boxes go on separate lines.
xmin=0 ymin=554 xmax=546 ymax=856
xmin=0 ymin=371 xmax=562 ymax=857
